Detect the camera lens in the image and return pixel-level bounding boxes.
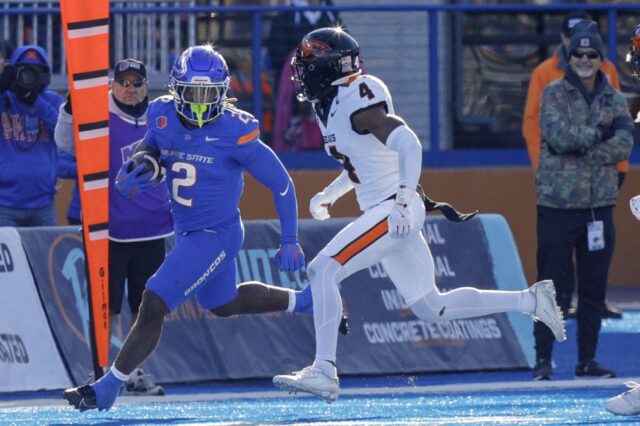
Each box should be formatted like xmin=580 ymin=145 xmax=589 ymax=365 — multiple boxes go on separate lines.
xmin=16 ymin=66 xmax=40 ymax=90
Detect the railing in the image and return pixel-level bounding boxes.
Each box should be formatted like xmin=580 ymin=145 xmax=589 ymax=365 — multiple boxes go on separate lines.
xmin=1 ymin=2 xmax=639 ymax=168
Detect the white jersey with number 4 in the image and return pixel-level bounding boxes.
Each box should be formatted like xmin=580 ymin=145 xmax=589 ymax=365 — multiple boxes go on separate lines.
xmin=317 ymin=74 xmax=401 ymax=211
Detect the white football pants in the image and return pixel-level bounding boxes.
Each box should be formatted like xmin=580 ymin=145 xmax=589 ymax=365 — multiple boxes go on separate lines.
xmin=307 ymin=198 xmax=533 ymax=364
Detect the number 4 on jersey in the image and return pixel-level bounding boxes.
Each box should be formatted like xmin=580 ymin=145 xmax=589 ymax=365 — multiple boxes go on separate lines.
xmin=359 ymin=82 xmax=374 ymax=100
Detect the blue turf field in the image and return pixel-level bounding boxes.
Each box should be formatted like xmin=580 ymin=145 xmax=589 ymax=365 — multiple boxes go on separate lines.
xmin=0 ymin=383 xmax=636 ymax=425
xmin=2 ymin=307 xmax=639 ymax=425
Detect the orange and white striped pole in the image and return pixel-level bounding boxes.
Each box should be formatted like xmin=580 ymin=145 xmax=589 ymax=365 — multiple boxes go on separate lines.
xmin=59 ymin=0 xmax=110 ymax=378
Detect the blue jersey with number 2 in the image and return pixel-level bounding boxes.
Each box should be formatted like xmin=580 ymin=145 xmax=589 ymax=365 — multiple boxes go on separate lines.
xmin=144 ymin=96 xmax=293 ymax=235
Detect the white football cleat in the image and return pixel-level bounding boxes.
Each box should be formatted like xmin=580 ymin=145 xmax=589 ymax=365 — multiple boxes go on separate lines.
xmin=273 ymin=365 xmax=339 ymax=403
xmin=530 ymin=280 xmax=567 ymax=342
xmin=606 ymin=381 xmax=640 ymax=415
xmin=123 ymin=368 xmax=164 ymax=396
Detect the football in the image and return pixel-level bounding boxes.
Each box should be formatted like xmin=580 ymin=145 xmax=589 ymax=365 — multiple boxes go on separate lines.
xmin=128 ymin=150 xmax=163 ymax=182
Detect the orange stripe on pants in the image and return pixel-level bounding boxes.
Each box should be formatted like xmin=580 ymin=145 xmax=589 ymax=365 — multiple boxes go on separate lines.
xmin=333 ymin=218 xmax=388 ymax=265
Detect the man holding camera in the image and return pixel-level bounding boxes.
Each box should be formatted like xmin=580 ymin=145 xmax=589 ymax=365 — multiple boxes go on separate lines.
xmin=0 ymin=45 xmax=63 ymax=226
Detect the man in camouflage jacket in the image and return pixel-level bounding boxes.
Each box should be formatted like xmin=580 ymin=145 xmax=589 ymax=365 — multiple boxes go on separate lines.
xmin=533 ymin=21 xmax=634 ymax=381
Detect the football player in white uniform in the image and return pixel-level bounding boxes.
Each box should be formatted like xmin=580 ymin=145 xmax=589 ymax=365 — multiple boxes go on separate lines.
xmin=605 ymin=24 xmax=640 ymax=417
xmin=272 ymin=27 xmax=566 ymax=403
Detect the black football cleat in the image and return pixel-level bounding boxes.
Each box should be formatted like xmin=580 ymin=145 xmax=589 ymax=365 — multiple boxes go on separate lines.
xmin=63 ymin=384 xmax=97 ymax=412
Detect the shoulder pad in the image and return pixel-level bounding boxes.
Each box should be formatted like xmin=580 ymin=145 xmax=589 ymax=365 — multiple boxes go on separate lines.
xmin=340 ymin=74 xmax=391 ymax=112
xmin=220 ymin=105 xmax=260 ymax=145
xmin=147 ymin=96 xmax=174 ymax=127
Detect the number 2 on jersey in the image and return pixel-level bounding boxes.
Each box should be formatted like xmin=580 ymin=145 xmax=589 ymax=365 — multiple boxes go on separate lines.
xmin=172 ymin=162 xmax=196 ymax=206
xmin=328 ymin=145 xmax=360 ymax=184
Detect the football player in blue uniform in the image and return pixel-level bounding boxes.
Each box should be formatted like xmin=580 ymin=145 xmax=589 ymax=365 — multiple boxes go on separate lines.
xmin=63 ymin=45 xmax=318 ymax=412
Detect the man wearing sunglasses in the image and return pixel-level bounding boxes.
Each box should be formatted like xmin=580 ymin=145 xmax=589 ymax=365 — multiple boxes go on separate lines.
xmin=532 ymin=21 xmax=633 ymax=381
xmin=523 ymin=12 xmax=626 ymax=323
xmin=55 ymin=58 xmax=173 ymax=397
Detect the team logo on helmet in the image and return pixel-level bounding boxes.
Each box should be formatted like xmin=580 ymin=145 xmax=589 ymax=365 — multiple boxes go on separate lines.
xmin=300 ymin=39 xmax=332 ymax=61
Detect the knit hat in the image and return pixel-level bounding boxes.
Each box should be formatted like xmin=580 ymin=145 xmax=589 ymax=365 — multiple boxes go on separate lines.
xmin=568 ymin=20 xmax=604 ymax=58
xmin=562 ymin=11 xmax=588 ymax=37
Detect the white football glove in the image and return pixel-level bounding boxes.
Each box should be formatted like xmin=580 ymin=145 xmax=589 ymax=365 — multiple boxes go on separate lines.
xmin=388 ymin=187 xmax=415 ymax=239
xmin=388 ymin=203 xmax=412 ymax=239
xmin=310 ymin=192 xmax=332 ymax=221
xmin=630 ymin=195 xmax=640 ymax=221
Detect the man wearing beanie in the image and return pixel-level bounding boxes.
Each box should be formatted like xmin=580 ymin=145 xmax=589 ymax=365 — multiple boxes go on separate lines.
xmin=522 ymin=13 xmax=625 ymax=323
xmin=531 ymin=20 xmax=634 ymax=381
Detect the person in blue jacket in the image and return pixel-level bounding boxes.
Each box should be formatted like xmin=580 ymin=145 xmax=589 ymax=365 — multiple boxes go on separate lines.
xmin=55 ymin=149 xmax=81 ymax=224
xmin=0 ymin=45 xmax=63 ymax=226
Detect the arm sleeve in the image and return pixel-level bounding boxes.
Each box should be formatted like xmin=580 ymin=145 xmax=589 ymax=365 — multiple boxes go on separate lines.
xmin=237 ymin=141 xmax=298 ymax=238
xmin=386 ymin=124 xmax=422 ymax=204
xmin=323 ymin=170 xmax=354 ymax=203
xmin=141 ymin=128 xmax=159 ymax=153
xmin=54 ymin=106 xmax=76 ymax=155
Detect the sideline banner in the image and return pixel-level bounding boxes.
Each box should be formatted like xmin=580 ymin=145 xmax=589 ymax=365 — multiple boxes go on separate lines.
xmin=0 ymin=228 xmax=71 ymax=392
xmin=336 ymin=215 xmax=528 ymax=374
xmin=20 ymin=215 xmax=529 ymax=384
xmin=19 ymin=227 xmax=99 ymax=386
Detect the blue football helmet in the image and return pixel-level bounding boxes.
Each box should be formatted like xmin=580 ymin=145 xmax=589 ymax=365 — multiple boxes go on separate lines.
xmin=169 ymin=45 xmax=230 ymax=127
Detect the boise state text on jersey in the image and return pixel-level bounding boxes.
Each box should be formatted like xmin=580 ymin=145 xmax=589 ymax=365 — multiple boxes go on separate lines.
xmin=144 ymin=96 xmax=262 ymax=233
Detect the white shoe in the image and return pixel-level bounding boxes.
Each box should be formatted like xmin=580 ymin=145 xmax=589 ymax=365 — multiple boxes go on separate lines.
xmin=530 ymin=280 xmax=566 ymax=342
xmin=124 ymin=368 xmax=165 ymax=396
xmin=606 ymin=381 xmax=640 ymax=415
xmin=273 ymin=365 xmax=339 ymax=403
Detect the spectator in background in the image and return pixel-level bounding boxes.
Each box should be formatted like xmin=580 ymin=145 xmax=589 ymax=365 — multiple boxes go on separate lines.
xmin=0 ymin=45 xmax=64 ymax=227
xmin=522 ymin=11 xmax=625 ymax=320
xmin=267 ymin=0 xmax=338 ymax=89
xmin=605 ymin=24 xmax=640 ymax=417
xmin=55 ymin=59 xmax=173 ymax=396
xmin=532 ymin=22 xmax=633 ymax=381
xmin=267 ymin=0 xmax=340 ymax=151
xmin=56 ymin=149 xmax=81 ymax=225
xmin=0 ymin=40 xmax=14 ymax=72
xmin=225 ymin=52 xmax=275 ymax=144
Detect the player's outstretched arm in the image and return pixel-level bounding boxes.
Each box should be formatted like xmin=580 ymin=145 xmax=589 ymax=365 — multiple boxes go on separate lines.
xmin=241 ymin=141 xmax=305 ymax=271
